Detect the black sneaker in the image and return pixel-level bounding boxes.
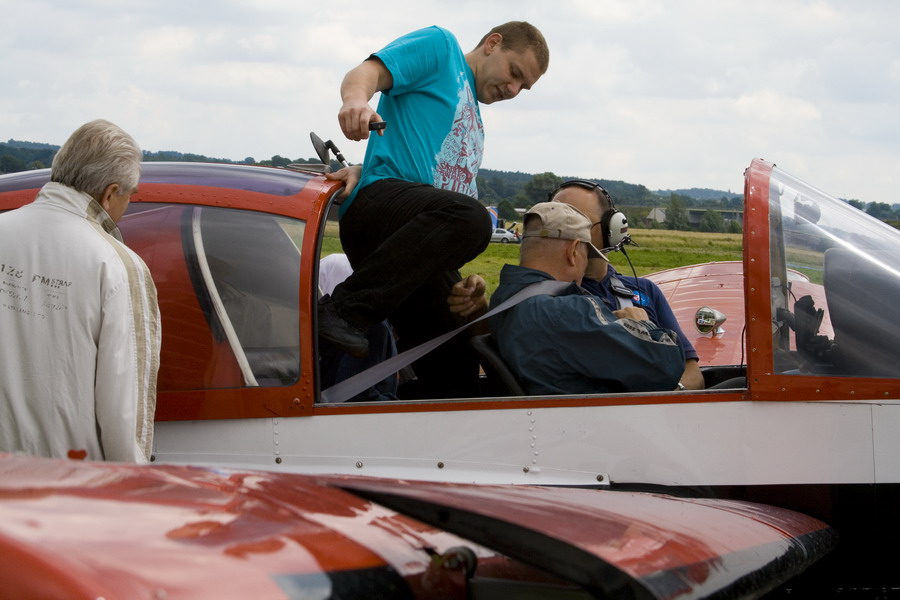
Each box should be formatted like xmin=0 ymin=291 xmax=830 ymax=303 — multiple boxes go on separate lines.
xmin=318 ymin=295 xmax=370 ymax=358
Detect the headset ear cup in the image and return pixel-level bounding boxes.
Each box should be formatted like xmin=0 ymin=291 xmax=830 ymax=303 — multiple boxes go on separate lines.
xmin=604 ymin=210 xmax=629 ymax=249
xmin=599 ymin=209 xmax=614 ymax=249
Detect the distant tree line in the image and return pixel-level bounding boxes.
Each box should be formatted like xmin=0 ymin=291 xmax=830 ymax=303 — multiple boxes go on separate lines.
xmin=656 ymin=193 xmax=743 ymax=234
xmin=481 ymin=171 xmax=745 ymax=233
xmin=0 ymin=141 xmax=341 ymax=173
xmin=0 ymin=141 xmax=56 ymax=173
xmin=4 ymin=139 xmax=891 ymax=232
xmin=847 ymin=199 xmax=900 ymax=229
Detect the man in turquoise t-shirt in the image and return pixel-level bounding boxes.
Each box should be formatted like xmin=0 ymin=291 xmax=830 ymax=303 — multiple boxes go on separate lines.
xmin=319 ymin=22 xmax=549 ymax=399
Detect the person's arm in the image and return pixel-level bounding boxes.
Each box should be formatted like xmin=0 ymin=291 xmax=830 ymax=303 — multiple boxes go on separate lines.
xmin=95 ymin=255 xmax=160 ymax=463
xmin=561 ymin=297 xmax=685 ymax=392
xmin=338 ymin=59 xmax=393 ymax=141
xmin=325 ymin=165 xmax=362 ymax=199
xmin=94 ymin=286 xmax=150 ymax=462
xmin=636 ymin=278 xmax=704 ymax=389
xmin=449 ymin=274 xmax=489 ymax=334
xmin=679 ymin=358 xmax=704 ymax=390
xmin=613 ymin=306 xmax=650 ymax=322
xmin=449 ymin=274 xmax=487 ymax=318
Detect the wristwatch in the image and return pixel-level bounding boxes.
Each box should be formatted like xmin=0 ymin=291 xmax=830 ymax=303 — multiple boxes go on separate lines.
xmin=676 ymin=383 xmax=685 ymax=391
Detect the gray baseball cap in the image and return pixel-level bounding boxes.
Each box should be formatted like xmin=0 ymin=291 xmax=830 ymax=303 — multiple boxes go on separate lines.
xmin=523 ymin=202 xmax=608 ymax=262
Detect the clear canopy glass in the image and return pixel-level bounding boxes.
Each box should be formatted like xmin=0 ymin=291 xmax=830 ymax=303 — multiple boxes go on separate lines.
xmin=770 ymin=166 xmax=900 ymax=378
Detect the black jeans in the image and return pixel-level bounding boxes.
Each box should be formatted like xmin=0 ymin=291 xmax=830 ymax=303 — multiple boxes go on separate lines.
xmin=333 ymin=179 xmax=492 ymax=398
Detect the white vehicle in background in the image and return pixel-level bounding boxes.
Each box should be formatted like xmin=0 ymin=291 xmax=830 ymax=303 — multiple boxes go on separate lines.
xmin=490 ymin=227 xmax=519 ymax=243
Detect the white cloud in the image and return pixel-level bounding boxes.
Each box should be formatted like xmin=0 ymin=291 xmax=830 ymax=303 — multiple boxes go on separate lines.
xmin=1 ymin=0 xmax=898 ymax=203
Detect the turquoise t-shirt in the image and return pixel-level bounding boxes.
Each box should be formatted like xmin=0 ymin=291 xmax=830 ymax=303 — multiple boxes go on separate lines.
xmin=341 ymin=26 xmax=484 ymax=216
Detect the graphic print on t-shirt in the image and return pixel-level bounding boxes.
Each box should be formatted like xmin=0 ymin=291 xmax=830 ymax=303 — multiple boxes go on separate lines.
xmin=433 ymin=74 xmax=483 ymax=199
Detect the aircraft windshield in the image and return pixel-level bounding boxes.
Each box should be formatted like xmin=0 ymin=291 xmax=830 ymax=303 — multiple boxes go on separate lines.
xmin=120 ymin=204 xmax=303 ymax=391
xmin=769 ymin=167 xmax=900 ymax=378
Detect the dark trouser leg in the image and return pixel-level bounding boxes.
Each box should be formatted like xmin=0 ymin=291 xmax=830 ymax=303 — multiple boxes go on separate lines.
xmin=333 ymin=179 xmax=491 ymax=398
xmin=335 ymin=179 xmax=491 ymax=327
xmin=389 ymin=270 xmax=483 ymax=399
xmin=320 ymin=321 xmax=399 ymax=402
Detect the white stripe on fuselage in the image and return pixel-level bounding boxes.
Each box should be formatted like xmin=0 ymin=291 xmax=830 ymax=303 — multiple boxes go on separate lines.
xmin=153 ymin=397 xmax=899 ymax=488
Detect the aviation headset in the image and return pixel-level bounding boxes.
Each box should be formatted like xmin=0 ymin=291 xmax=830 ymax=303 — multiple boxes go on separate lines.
xmin=548 ymin=179 xmax=630 ymax=251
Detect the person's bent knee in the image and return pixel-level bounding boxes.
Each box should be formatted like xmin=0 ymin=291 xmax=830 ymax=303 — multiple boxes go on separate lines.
xmin=453 ymin=197 xmax=492 ymax=238
xmin=451 ymin=204 xmax=492 ymax=258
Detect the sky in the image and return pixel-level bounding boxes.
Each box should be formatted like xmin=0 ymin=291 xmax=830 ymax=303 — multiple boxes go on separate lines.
xmin=2 ymin=0 xmax=898 ymax=203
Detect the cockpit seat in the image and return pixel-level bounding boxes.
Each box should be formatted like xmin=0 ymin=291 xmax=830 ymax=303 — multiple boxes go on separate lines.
xmin=469 ymin=334 xmax=526 ymax=397
xmin=824 ymin=247 xmax=900 ymax=377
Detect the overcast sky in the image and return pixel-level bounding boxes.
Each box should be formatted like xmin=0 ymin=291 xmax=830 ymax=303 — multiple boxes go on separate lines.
xmin=3 ymin=0 xmax=898 ymax=203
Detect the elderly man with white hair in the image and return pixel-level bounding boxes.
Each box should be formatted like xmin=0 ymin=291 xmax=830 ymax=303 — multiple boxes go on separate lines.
xmin=0 ymin=119 xmax=160 ymax=462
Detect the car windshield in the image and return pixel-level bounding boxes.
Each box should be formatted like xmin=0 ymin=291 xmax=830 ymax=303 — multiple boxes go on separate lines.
xmin=769 ymin=166 xmax=900 ymax=378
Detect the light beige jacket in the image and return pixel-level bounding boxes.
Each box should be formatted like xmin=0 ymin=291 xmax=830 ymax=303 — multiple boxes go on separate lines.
xmin=0 ymin=182 xmax=160 ymax=462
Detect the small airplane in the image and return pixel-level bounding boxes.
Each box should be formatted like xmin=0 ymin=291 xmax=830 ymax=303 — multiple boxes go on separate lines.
xmin=0 ymin=138 xmax=897 ymax=596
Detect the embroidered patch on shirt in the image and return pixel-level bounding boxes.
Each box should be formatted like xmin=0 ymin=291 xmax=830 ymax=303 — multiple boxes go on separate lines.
xmin=631 ymin=289 xmax=649 ymax=306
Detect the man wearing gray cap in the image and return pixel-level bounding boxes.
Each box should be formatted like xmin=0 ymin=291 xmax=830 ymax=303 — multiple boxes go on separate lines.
xmin=488 ymin=202 xmax=684 ymax=396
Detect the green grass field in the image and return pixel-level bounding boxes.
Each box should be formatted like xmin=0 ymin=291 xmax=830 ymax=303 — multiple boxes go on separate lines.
xmin=461 ymin=228 xmax=743 ymax=294
xmin=320 ymin=226 xmax=743 ymax=299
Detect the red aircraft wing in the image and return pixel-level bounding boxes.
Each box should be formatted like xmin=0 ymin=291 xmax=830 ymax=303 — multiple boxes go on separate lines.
xmin=333 ymin=476 xmax=836 ymax=600
xmin=0 ymin=454 xmax=835 ymax=599
xmin=646 ymin=261 xmax=832 ymax=368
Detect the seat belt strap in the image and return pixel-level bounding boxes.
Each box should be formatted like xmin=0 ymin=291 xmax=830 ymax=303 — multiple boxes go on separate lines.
xmin=320 ymin=279 xmax=571 ymax=404
xmin=610 ymin=274 xmax=634 ymax=309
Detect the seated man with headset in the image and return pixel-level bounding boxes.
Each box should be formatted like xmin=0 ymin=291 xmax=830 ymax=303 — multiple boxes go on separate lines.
xmin=550 ymin=180 xmax=703 ymax=390
xmin=487 ymin=201 xmax=684 ymax=396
